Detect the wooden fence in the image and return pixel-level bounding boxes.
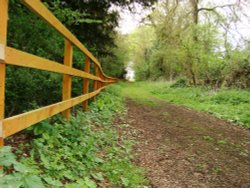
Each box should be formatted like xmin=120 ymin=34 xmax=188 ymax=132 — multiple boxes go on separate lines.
xmin=0 ymin=0 xmax=117 ymax=147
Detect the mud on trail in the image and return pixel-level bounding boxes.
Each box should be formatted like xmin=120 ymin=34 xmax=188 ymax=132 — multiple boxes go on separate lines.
xmin=121 ymin=99 xmax=250 ymax=188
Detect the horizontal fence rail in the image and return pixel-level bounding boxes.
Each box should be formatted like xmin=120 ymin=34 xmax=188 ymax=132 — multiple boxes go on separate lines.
xmin=0 ymin=0 xmax=118 ymax=146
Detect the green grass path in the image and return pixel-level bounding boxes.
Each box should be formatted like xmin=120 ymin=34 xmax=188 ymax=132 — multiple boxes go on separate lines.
xmin=120 ymin=82 xmax=250 ymax=128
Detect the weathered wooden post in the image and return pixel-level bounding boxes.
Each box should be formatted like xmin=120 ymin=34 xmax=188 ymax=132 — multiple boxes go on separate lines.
xmin=0 ymin=0 xmax=8 ymax=147
xmin=62 ymin=40 xmax=73 ymax=119
xmin=83 ymin=57 xmax=90 ymax=111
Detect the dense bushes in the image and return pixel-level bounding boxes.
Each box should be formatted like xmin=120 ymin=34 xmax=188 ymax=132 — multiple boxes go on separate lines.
xmin=170 ymin=78 xmax=188 ymax=88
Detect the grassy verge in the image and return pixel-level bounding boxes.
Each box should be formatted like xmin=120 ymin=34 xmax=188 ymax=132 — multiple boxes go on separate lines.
xmin=0 ymin=85 xmax=147 ymax=188
xmin=121 ymin=81 xmax=250 ymax=128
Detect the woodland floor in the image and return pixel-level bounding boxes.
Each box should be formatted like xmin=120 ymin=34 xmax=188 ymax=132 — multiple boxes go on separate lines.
xmin=119 ymin=99 xmax=250 ymax=188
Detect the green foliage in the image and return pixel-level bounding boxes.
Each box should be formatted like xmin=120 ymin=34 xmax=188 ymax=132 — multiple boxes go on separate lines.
xmin=203 ymin=136 xmax=214 ymax=141
xmin=224 ymin=49 xmax=250 ymax=88
xmin=26 ymin=117 xmax=61 ymax=136
xmin=125 ymin=0 xmax=250 ymax=89
xmin=8 ymin=0 xmax=64 ymax=60
xmin=126 ymin=26 xmax=156 ymax=80
xmin=5 ymin=0 xmax=156 ymax=116
xmin=170 ymin=78 xmax=188 ymax=88
xmin=64 ymin=178 xmax=96 ymax=188
xmin=0 ymin=146 xmax=45 ymax=188
xmin=47 ymin=0 xmax=102 ymax=26
xmin=121 ymin=82 xmax=250 ymax=128
xmin=5 ymin=67 xmax=62 ymax=117
xmin=1 ymin=86 xmax=147 ymax=187
xmin=100 ymin=34 xmax=128 ymax=78
xmin=6 ymin=0 xmax=64 ymax=116
xmin=0 ymin=146 xmax=17 ymax=167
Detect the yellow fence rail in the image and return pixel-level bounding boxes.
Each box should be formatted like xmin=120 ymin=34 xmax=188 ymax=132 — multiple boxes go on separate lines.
xmin=0 ymin=0 xmax=118 ymax=146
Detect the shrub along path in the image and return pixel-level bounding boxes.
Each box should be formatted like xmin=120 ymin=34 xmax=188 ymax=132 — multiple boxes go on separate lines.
xmin=122 ymin=98 xmax=250 ymax=187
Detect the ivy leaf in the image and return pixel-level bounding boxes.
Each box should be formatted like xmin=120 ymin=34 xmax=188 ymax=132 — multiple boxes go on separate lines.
xmin=40 ymin=153 xmax=50 ymax=168
xmin=14 ymin=163 xmax=30 ymax=173
xmin=7 ymin=180 xmax=22 ymax=188
xmin=81 ymin=177 xmax=97 ymax=188
xmin=0 ymin=146 xmax=17 ymax=167
xmin=23 ymin=175 xmax=45 ymax=188
xmin=91 ymin=172 xmax=104 ymax=181
xmin=121 ymin=177 xmax=129 ymax=187
xmin=43 ymin=177 xmax=63 ymax=187
xmin=63 ymin=170 xmax=77 ymax=181
xmin=0 ymin=174 xmax=22 ymax=188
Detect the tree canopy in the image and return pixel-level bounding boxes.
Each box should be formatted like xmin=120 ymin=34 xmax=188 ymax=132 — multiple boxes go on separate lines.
xmin=121 ymin=0 xmax=250 ymax=88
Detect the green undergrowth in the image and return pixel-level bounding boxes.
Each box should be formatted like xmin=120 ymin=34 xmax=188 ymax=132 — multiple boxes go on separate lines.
xmin=121 ymin=81 xmax=250 ymax=128
xmin=0 ymin=85 xmax=148 ymax=188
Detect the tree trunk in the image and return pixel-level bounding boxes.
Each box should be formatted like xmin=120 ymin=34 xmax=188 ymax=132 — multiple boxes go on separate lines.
xmin=190 ymin=0 xmax=199 ymax=86
xmin=191 ymin=0 xmax=199 ymax=24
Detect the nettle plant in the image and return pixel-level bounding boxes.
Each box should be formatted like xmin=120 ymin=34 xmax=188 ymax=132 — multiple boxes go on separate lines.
xmin=0 ymin=86 xmax=148 ymax=188
xmin=0 ymin=146 xmax=45 ymax=188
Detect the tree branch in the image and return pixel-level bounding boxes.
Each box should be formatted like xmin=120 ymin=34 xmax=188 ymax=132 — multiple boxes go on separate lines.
xmin=198 ymin=3 xmax=237 ymax=12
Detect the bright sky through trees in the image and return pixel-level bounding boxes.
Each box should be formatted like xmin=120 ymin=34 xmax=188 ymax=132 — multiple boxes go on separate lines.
xmin=115 ymin=3 xmax=151 ymax=34
xmin=117 ymin=0 xmax=250 ymax=43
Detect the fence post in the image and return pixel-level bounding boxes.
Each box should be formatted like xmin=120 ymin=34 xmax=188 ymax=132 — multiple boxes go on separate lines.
xmin=97 ymin=67 xmax=101 ymax=89
xmin=62 ymin=39 xmax=73 ymax=119
xmin=103 ymin=75 xmax=106 ymax=87
xmin=0 ymin=0 xmax=8 ymax=147
xmin=100 ymin=74 xmax=104 ymax=88
xmin=83 ymin=57 xmax=90 ymax=111
xmin=93 ymin=64 xmax=98 ymax=101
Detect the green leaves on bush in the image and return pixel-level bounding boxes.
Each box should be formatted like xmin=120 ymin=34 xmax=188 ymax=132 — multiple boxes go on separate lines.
xmin=0 ymin=146 xmax=45 ymax=188
xmin=0 ymin=146 xmax=16 ymax=167
xmin=170 ymin=78 xmax=188 ymax=88
xmin=1 ymin=86 xmax=147 ymax=187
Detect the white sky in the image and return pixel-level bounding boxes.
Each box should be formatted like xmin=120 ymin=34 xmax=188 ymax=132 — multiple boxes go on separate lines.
xmin=114 ymin=3 xmax=152 ymax=34
xmin=118 ymin=10 xmax=140 ymax=34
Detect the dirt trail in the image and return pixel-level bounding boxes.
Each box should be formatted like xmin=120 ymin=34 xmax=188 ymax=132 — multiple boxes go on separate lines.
xmin=122 ymin=99 xmax=250 ymax=188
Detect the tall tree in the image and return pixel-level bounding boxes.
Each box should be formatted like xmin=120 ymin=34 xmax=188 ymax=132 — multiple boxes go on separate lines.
xmin=128 ymin=0 xmax=250 ymax=88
